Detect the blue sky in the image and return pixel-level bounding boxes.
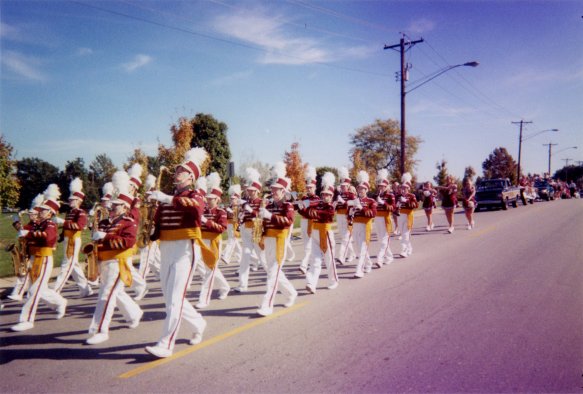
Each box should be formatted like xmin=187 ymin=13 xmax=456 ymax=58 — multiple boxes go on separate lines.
xmin=1 ymin=0 xmax=582 ymax=183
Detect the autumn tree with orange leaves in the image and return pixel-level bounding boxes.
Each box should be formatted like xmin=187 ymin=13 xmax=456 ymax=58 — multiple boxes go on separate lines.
xmin=283 ymin=142 xmax=306 ymax=193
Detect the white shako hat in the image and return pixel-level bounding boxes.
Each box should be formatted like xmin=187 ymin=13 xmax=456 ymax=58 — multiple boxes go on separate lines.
xmin=245 ymin=167 xmax=262 ymax=191
xmin=357 ymin=170 xmax=370 ymax=190
xmin=101 ymin=182 xmax=114 ymax=201
xmin=271 ymin=161 xmax=291 ymax=190
xmin=228 ymin=184 xmax=242 ymax=198
xmin=196 ymin=176 xmax=207 ymax=197
xmin=40 ymin=184 xmax=61 ymax=214
xmin=128 ymin=163 xmax=143 ymax=190
xmin=376 ymin=169 xmax=390 ymax=187
xmin=206 ymin=172 xmax=222 ymax=198
xmin=321 ymin=172 xmax=336 ymax=195
xmin=30 ymin=193 xmax=44 ymax=213
xmin=111 ymin=171 xmax=133 ymax=208
xmin=401 ymin=172 xmax=413 ymax=189
xmin=178 ymin=147 xmax=208 ymax=180
xmin=68 ymin=177 xmax=85 ymax=201
xmin=338 ymin=166 xmax=351 ymax=186
xmin=305 ymin=165 xmax=317 ymax=187
xmin=144 ymin=174 xmax=156 ymax=193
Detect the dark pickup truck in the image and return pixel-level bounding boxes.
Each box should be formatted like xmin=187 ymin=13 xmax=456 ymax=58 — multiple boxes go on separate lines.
xmin=475 ymin=178 xmax=522 ymax=210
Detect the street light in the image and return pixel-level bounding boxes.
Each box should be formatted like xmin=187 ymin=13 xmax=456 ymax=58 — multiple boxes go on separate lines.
xmin=395 ymin=61 xmax=479 ymax=176
xmin=547 ymin=145 xmax=577 ymax=177
xmin=516 ymin=127 xmax=558 ymax=180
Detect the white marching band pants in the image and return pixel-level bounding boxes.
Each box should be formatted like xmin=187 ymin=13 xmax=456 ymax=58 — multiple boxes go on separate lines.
xmin=138 ymin=241 xmax=161 ymax=280
xmin=374 ymin=216 xmax=393 ymax=265
xmin=353 ymin=222 xmax=373 ymax=276
xmin=306 ymin=230 xmax=338 ymax=289
xmin=398 ymin=213 xmax=413 ymax=255
xmin=156 ymin=239 xmax=206 ymax=351
xmin=238 ymin=226 xmax=266 ymax=289
xmin=89 ymin=258 xmax=142 ymax=335
xmin=19 ymin=256 xmax=66 ymax=324
xmin=299 ymin=218 xmax=312 ymax=271
xmin=197 ymin=238 xmax=230 ymax=306
xmin=53 ymin=235 xmax=91 ymax=294
xmin=259 ymin=236 xmax=296 ymax=313
xmin=221 ymin=223 xmax=242 ymax=264
xmin=336 ymin=214 xmax=355 ymax=262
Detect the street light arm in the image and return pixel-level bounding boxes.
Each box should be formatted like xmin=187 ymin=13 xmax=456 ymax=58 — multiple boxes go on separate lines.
xmin=522 ymin=128 xmax=559 ymax=141
xmin=555 ymin=146 xmax=578 ymax=154
xmin=406 ymin=61 xmax=479 ymax=94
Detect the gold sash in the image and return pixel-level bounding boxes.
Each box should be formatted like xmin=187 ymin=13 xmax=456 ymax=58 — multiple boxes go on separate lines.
xmin=353 ymin=217 xmax=373 ymax=245
xmin=159 ymin=227 xmax=217 ymax=270
xmin=264 ymin=228 xmax=289 ymax=266
xmin=312 ymin=222 xmax=332 ymax=253
xmin=400 ymin=208 xmax=414 ymax=230
xmin=307 ymin=219 xmax=313 ymax=237
xmin=63 ymin=229 xmax=81 ymax=259
xmin=98 ymin=248 xmax=135 ymax=287
xmin=30 ymin=247 xmax=53 ymax=282
xmin=201 ymin=232 xmax=221 ymax=270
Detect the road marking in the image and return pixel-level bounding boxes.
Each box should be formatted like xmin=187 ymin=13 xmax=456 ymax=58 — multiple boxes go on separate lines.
xmin=118 ymin=301 xmax=309 ymax=379
xmin=470 ymin=225 xmax=496 ymax=237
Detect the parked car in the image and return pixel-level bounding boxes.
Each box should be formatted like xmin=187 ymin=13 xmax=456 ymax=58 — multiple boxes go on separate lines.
xmin=534 ymin=180 xmax=554 ymax=201
xmin=475 ymin=178 xmax=522 ymax=211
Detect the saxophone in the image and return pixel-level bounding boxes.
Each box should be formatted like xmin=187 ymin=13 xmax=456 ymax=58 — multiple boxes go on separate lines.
xmin=137 ymin=166 xmax=169 ymax=248
xmin=252 ymin=199 xmax=267 ymax=244
xmin=5 ymin=211 xmax=30 ymax=277
xmin=83 ymin=204 xmax=108 ymax=282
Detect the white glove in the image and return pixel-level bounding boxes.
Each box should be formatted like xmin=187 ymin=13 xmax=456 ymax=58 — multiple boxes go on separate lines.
xmin=54 ymin=216 xmax=65 ymax=225
xmin=149 ymin=190 xmax=173 ymax=204
xmin=377 ymin=196 xmax=384 ymax=203
xmin=259 ymin=208 xmax=272 ymax=220
xmin=201 ymin=215 xmax=208 ymax=224
xmin=237 ymin=199 xmax=246 ymax=205
xmin=355 ymin=201 xmax=363 ymax=210
xmin=400 ymin=196 xmax=407 ymax=203
xmin=226 ymin=207 xmax=233 ymax=214
xmin=18 ymin=229 xmax=29 ymax=237
xmin=92 ymin=231 xmax=106 ymax=241
xmin=336 ymin=195 xmax=345 ymax=204
xmin=89 ymin=209 xmax=95 ymax=216
xmin=302 ymin=199 xmax=310 ymax=209
xmin=347 ymin=199 xmax=356 ymax=207
xmin=245 ymin=204 xmax=253 ymax=213
xmin=423 ymin=190 xmax=431 ymax=197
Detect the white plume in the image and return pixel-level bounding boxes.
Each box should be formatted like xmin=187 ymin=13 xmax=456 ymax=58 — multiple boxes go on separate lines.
xmin=321 ymin=172 xmax=336 ymax=189
xmin=245 ymin=167 xmax=260 ymax=184
xmin=377 ymin=169 xmax=389 ymax=183
xmin=30 ymin=193 xmax=44 ymax=210
xmin=357 ymin=170 xmax=369 ymax=185
xmin=401 ymin=172 xmax=412 ymax=185
xmin=128 ymin=163 xmax=143 ymax=179
xmin=43 ymin=184 xmax=61 ymax=201
xmin=195 ymin=176 xmax=207 ymax=192
xmin=144 ymin=174 xmax=156 ymax=191
xmin=206 ymin=172 xmax=221 ymax=192
xmin=228 ymin=184 xmax=242 ymax=196
xmin=272 ymin=161 xmax=287 ymax=179
xmin=304 ymin=165 xmax=316 ymax=183
xmin=102 ymin=182 xmax=114 ymax=197
xmin=338 ymin=166 xmax=349 ymax=181
xmin=184 ymin=147 xmax=209 ymax=167
xmin=69 ymin=177 xmax=83 ymax=194
xmin=112 ymin=170 xmax=131 ymax=196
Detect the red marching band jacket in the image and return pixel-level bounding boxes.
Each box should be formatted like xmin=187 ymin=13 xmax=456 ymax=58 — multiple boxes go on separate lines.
xmin=239 ymin=197 xmax=262 ymax=229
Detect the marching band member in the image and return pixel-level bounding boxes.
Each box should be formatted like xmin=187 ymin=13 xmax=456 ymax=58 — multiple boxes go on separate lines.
xmin=304 ymin=172 xmax=339 ymax=293
xmin=7 ymin=194 xmax=44 ymax=301
xmin=391 ymin=181 xmax=401 ymax=238
xmin=373 ymin=169 xmax=395 ymax=268
xmin=397 ymin=173 xmax=418 ymax=258
xmin=52 ymin=178 xmax=93 ymax=297
xmin=351 ymin=171 xmax=377 ymax=278
xmin=125 ymin=164 xmax=148 ymax=301
xmin=11 ymin=184 xmax=68 ymax=332
xmin=86 ymin=175 xmax=143 ymax=345
xmin=145 ymin=148 xmax=209 ymax=358
xmin=256 ymin=162 xmax=298 ymax=316
xmin=221 ymin=183 xmax=243 ymax=265
xmin=298 ymin=165 xmax=319 ymax=274
xmin=335 ymin=166 xmax=356 ymax=265
xmin=421 ymin=181 xmax=437 ymax=231
xmin=196 ymin=172 xmax=230 ymax=309
xmin=440 ymin=175 xmax=458 ymax=234
xmin=137 ymin=174 xmax=161 ymax=281
xmin=462 ymin=178 xmax=477 ymax=230
xmin=235 ymin=167 xmax=266 ymax=292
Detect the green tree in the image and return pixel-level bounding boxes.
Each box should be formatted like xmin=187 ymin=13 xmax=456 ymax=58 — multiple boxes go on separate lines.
xmin=88 ymin=153 xmax=117 ymax=202
xmin=59 ymin=158 xmax=90 ymax=208
xmin=463 ymin=166 xmax=476 ymax=183
xmin=434 ymin=159 xmax=449 ymax=187
xmin=0 ymin=135 xmax=21 ymax=208
xmin=16 ymin=158 xmax=60 ymax=209
xmin=349 ymin=118 xmax=422 ymax=180
xmin=554 ymin=164 xmax=583 ymax=184
xmin=482 ymin=147 xmax=518 ymax=184
xmin=190 ymin=113 xmax=232 ymax=190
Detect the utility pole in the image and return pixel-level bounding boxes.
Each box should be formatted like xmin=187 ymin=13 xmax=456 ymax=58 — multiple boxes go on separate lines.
xmin=511 ymin=120 xmax=533 ymax=181
xmin=384 ymin=35 xmax=423 ymax=177
xmin=542 ymin=142 xmax=558 ymax=177
xmin=562 ymin=158 xmax=573 ymax=166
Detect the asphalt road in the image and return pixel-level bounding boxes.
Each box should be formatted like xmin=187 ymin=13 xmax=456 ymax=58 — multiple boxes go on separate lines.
xmin=1 ymin=199 xmax=582 ymax=393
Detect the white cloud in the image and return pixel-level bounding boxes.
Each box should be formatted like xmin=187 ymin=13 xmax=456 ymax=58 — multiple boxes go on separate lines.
xmin=209 ymin=69 xmax=253 ymax=86
xmin=121 ymin=54 xmax=153 ymax=72
xmin=407 ymin=18 xmax=436 ymax=34
xmin=1 ymin=50 xmax=47 ymax=82
xmin=77 ymin=47 xmax=94 ymax=56
xmin=0 ymin=21 xmax=19 ymax=40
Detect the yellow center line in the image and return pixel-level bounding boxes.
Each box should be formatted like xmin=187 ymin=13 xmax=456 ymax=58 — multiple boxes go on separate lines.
xmin=470 ymin=225 xmax=496 ymax=237
xmin=118 ymin=301 xmax=309 ymax=379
